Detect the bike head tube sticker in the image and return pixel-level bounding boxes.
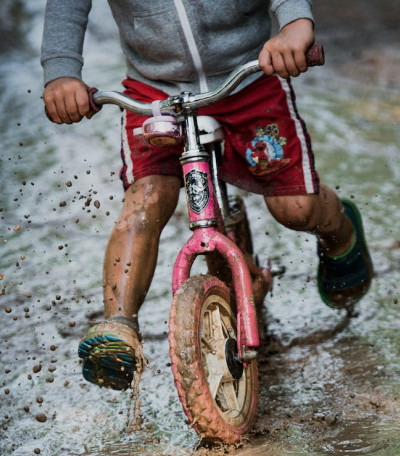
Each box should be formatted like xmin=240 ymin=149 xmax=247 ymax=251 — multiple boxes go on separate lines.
xmin=185 ymin=169 xmax=210 ymax=214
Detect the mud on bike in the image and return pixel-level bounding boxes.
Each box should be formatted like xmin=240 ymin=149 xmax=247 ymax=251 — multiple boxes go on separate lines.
xmin=89 ymin=45 xmax=324 ymax=443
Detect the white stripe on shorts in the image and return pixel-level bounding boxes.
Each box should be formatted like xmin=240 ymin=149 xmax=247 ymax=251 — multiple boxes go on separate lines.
xmin=279 ymin=78 xmax=314 ymax=193
xmin=121 ymin=110 xmax=135 ymax=186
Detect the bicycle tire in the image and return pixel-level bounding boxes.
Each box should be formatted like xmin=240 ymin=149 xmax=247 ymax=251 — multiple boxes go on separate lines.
xmin=169 ymin=275 xmax=259 ymax=443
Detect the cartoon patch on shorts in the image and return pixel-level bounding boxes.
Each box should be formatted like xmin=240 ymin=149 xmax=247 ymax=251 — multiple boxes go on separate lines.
xmin=245 ymin=124 xmax=290 ymax=176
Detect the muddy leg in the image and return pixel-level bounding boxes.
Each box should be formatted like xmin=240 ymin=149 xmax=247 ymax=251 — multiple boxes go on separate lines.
xmin=264 ymin=184 xmax=354 ymax=254
xmin=264 ymin=184 xmax=373 ymax=307
xmin=103 ymin=175 xmax=181 ymax=322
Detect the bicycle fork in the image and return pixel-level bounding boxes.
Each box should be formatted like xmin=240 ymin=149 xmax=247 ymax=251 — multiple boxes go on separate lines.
xmin=171 ymin=106 xmax=259 ymax=361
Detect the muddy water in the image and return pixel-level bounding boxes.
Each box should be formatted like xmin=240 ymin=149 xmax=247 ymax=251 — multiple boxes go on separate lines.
xmin=1 ymin=1 xmax=400 ymax=455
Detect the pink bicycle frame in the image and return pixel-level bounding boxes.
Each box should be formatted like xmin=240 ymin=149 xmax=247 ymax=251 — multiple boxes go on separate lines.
xmin=171 ymin=120 xmax=260 ymax=359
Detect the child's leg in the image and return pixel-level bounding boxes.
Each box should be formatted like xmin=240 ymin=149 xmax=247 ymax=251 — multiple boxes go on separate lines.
xmin=78 ymin=174 xmax=180 ymax=390
xmin=103 ymin=174 xmax=181 ymax=322
xmin=265 ymin=184 xmax=353 ymax=255
xmin=265 ymin=184 xmax=373 ymax=308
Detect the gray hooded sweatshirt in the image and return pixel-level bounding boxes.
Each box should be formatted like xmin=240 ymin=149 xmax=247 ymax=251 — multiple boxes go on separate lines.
xmin=41 ymin=0 xmax=313 ymax=95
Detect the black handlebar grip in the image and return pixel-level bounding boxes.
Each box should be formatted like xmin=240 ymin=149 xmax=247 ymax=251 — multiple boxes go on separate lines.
xmin=88 ymin=87 xmax=102 ymax=113
xmin=305 ymin=44 xmax=325 ymax=67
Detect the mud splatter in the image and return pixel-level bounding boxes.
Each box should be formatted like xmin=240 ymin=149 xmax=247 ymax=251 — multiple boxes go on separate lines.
xmin=125 ymin=342 xmax=149 ymax=433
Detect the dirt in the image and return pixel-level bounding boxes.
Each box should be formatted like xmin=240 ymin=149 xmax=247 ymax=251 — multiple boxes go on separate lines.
xmin=1 ymin=1 xmax=400 ymax=455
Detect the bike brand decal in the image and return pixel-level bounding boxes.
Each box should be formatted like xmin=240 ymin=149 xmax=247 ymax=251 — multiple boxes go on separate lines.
xmin=185 ymin=170 xmax=210 ymax=214
xmin=245 ymin=123 xmax=291 ymax=176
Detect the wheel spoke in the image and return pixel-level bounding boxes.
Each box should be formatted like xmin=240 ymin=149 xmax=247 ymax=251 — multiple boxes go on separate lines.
xmin=207 ymin=373 xmax=223 ymax=399
xmin=219 ymin=311 xmax=236 ymax=338
xmin=210 ymin=305 xmax=225 ymax=340
xmin=219 ymin=380 xmax=240 ymax=413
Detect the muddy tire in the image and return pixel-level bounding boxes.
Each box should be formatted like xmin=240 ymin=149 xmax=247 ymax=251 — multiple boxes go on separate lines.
xmin=169 ymin=275 xmax=259 ymax=443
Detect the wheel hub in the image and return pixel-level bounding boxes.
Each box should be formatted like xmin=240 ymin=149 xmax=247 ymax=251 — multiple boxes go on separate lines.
xmin=225 ymin=338 xmax=243 ymax=380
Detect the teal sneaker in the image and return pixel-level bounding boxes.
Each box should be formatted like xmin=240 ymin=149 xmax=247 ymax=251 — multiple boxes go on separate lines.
xmin=78 ymin=316 xmax=141 ymax=390
xmin=317 ymin=199 xmax=373 ymax=309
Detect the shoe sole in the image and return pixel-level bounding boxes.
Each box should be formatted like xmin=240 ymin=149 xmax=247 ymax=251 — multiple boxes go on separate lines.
xmin=78 ymin=320 xmax=139 ymax=390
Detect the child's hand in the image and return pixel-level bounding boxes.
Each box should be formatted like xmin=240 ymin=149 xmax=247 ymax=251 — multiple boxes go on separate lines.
xmin=259 ymin=18 xmax=315 ymax=79
xmin=43 ymin=77 xmax=93 ymax=124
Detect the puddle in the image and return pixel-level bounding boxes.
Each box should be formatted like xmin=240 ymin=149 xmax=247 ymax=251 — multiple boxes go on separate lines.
xmin=1 ymin=1 xmax=400 ymax=455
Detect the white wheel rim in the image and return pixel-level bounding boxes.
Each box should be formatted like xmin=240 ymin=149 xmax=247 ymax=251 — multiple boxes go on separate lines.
xmin=201 ymin=293 xmax=252 ymax=424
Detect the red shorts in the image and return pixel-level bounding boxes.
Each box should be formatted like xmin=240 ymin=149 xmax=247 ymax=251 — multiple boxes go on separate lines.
xmin=119 ymin=75 xmax=320 ymax=196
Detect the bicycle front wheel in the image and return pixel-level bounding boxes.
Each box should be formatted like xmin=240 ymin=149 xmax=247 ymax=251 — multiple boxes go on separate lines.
xmin=169 ymin=275 xmax=258 ymax=443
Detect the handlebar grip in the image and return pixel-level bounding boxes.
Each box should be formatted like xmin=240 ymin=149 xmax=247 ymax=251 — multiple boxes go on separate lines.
xmin=88 ymin=87 xmax=102 ymax=113
xmin=305 ymin=44 xmax=325 ymax=67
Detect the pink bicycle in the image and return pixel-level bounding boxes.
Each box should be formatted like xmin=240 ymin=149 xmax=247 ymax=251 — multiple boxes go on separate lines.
xmin=90 ymin=45 xmax=324 ymax=443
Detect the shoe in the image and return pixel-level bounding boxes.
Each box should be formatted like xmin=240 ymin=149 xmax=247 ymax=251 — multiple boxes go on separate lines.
xmin=317 ymin=198 xmax=373 ymax=309
xmin=78 ymin=316 xmax=140 ymax=390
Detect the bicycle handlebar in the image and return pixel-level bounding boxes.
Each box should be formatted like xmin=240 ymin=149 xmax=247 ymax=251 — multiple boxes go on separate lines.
xmin=91 ymin=44 xmax=324 ymax=116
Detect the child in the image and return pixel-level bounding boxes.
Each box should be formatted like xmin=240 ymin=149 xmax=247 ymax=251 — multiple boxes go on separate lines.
xmin=41 ymin=0 xmax=373 ymax=390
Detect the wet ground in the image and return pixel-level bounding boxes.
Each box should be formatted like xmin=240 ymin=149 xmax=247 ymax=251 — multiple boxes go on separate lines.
xmin=1 ymin=1 xmax=400 ymax=455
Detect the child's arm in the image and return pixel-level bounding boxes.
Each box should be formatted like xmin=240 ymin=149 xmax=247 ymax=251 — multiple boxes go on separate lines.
xmin=41 ymin=0 xmax=92 ymax=124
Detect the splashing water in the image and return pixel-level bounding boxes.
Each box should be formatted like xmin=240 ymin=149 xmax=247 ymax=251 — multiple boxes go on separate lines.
xmin=1 ymin=1 xmax=400 ymax=456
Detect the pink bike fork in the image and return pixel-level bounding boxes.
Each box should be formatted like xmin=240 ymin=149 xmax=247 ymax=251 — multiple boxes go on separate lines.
xmin=171 ymin=152 xmax=260 ymax=359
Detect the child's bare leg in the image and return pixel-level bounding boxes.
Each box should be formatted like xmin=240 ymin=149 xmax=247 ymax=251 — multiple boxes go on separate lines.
xmin=78 ymin=175 xmax=181 ymax=390
xmin=103 ymin=175 xmax=181 ymax=321
xmin=264 ymin=184 xmax=353 ymax=252
xmin=265 ymin=184 xmax=373 ymax=308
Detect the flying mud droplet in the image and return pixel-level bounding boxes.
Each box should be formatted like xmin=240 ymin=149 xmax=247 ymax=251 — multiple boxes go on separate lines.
xmin=35 ymin=413 xmax=47 ymax=423
xmin=32 ymin=365 xmax=42 ymax=374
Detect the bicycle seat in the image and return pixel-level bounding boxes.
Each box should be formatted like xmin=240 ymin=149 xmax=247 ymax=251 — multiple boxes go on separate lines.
xmin=197 ymin=116 xmax=224 ymax=145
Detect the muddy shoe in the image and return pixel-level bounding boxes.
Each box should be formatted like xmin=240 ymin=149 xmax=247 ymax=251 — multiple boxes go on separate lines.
xmin=317 ymin=198 xmax=373 ymax=309
xmin=78 ymin=316 xmax=141 ymax=390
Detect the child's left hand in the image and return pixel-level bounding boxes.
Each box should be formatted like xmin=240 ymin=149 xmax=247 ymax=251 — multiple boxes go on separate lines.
xmin=259 ymin=18 xmax=315 ymax=79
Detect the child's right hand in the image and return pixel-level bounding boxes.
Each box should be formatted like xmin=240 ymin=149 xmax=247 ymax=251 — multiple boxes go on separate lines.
xmin=43 ymin=77 xmax=93 ymax=124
